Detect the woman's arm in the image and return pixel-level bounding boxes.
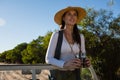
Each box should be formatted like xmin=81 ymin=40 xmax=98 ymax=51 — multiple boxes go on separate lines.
xmin=45 ymin=31 xmax=65 ymax=68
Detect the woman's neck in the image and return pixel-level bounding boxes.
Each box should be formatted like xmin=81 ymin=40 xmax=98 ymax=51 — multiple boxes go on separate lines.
xmin=64 ymin=25 xmax=73 ymax=34
xmin=64 ymin=25 xmax=74 ymax=44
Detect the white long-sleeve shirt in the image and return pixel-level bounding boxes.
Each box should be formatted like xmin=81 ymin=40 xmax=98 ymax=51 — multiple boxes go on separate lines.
xmin=45 ymin=31 xmax=86 ymax=68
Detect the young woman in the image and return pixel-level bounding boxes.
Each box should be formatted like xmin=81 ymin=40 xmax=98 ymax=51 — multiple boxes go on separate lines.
xmin=45 ymin=6 xmax=91 ymax=80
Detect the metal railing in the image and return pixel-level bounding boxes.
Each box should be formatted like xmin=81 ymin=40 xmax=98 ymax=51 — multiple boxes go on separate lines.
xmin=0 ymin=64 xmax=55 ymax=80
xmin=0 ymin=64 xmax=99 ymax=80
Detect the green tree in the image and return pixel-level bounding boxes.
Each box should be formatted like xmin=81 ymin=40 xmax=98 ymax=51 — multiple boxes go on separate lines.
xmin=109 ymin=16 xmax=120 ymax=37
xmin=5 ymin=50 xmax=15 ymax=63
xmin=13 ymin=43 xmax=28 ymax=63
xmin=5 ymin=43 xmax=28 ymax=63
xmin=42 ymin=31 xmax=52 ymax=49
xmin=0 ymin=51 xmax=8 ymax=62
xmin=79 ymin=8 xmax=120 ymax=79
xmin=22 ymin=38 xmax=45 ymax=64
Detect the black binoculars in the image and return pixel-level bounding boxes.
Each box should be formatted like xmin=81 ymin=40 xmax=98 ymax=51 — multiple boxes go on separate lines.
xmin=76 ymin=52 xmax=86 ymax=68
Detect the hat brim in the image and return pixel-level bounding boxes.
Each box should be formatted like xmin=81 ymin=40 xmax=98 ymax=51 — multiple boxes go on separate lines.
xmin=54 ymin=7 xmax=86 ymax=25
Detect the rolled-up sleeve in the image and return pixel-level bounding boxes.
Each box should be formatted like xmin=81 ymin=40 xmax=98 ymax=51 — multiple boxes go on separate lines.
xmin=45 ymin=32 xmax=65 ymax=68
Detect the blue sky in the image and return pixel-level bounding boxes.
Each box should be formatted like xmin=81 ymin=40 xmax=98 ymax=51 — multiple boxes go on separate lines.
xmin=0 ymin=0 xmax=120 ymax=53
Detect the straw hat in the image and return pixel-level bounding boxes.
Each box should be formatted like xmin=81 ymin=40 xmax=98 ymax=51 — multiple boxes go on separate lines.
xmin=54 ymin=6 xmax=86 ymax=25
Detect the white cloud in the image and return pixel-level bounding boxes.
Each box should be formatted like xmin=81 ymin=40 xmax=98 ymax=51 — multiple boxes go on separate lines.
xmin=0 ymin=18 xmax=6 ymax=26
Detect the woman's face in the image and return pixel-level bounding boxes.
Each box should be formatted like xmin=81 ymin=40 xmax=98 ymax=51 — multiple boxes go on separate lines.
xmin=63 ymin=10 xmax=78 ymax=26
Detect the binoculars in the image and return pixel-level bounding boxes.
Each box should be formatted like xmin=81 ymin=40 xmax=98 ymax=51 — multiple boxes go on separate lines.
xmin=76 ymin=52 xmax=86 ymax=68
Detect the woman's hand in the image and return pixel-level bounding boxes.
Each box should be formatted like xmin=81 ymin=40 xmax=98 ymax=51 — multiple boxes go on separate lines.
xmin=85 ymin=58 xmax=91 ymax=67
xmin=63 ymin=58 xmax=82 ymax=69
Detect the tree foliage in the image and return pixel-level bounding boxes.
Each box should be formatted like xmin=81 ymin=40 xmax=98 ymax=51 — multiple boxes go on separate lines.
xmin=22 ymin=37 xmax=45 ymax=64
xmin=79 ymin=8 xmax=120 ymax=79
